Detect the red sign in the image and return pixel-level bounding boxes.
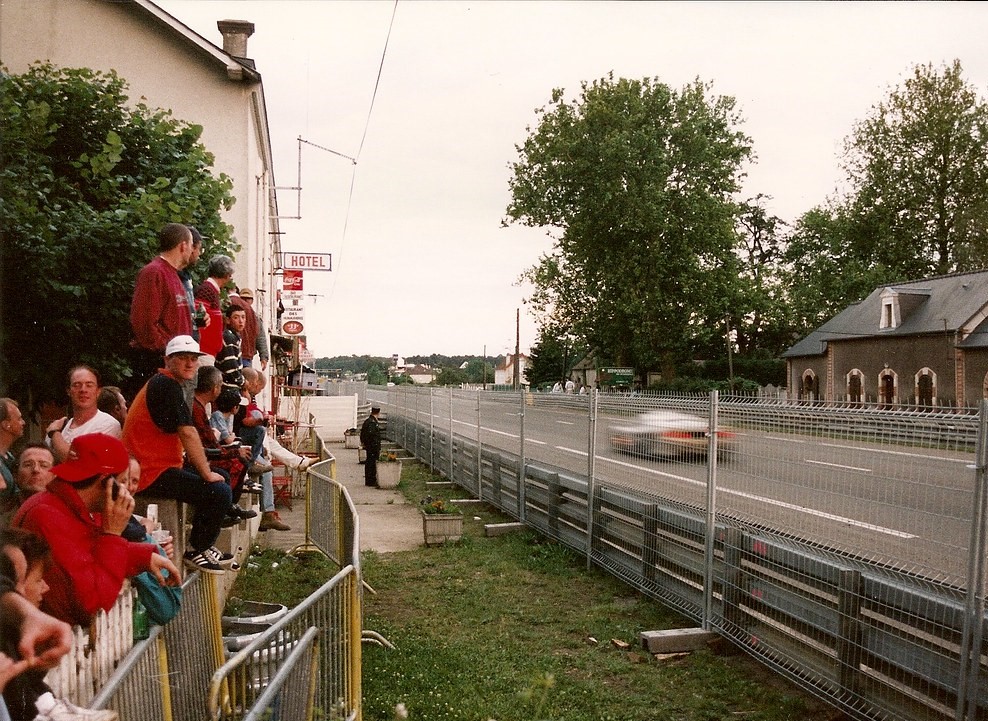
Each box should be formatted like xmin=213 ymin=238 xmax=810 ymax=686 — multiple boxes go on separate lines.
xmin=284 ymin=270 xmax=304 ymax=291
xmin=282 ymin=320 xmax=304 ymax=335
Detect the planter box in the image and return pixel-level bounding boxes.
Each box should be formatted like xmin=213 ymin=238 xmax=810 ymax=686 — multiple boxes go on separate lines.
xmin=422 ymin=511 xmax=463 ymax=545
xmin=344 ymin=432 xmax=360 ymax=449
xmin=376 ymin=460 xmax=402 ymax=489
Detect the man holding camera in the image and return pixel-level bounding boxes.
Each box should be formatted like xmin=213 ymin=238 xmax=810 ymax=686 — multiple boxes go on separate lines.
xmin=12 ymin=433 xmax=180 ymax=627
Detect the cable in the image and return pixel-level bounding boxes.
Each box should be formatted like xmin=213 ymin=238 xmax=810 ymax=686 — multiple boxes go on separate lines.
xmin=356 ymin=0 xmax=398 ymax=162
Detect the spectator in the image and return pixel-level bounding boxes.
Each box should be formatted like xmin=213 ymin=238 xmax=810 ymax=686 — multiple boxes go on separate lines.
xmin=45 ymin=366 xmax=122 ymax=463
xmin=193 ymin=254 xmax=235 ymax=360
xmin=121 ymin=335 xmax=234 ymax=574
xmin=210 ymin=388 xmax=241 ymax=446
xmin=12 ymin=433 xmax=180 ymax=628
xmin=239 ymin=288 xmax=270 ymax=371
xmin=179 ymin=226 xmax=206 ymax=344
xmin=360 ymin=406 xmax=382 ymax=487
xmin=238 ymin=369 xmax=314 ymax=473
xmin=0 ymin=399 xmax=26 ymax=519
xmin=97 ymin=386 xmax=128 ymax=428
xmin=232 ymin=288 xmax=261 ymax=368
xmin=15 ymin=445 xmax=54 ymax=498
xmin=192 ymin=366 xmax=255 ymax=525
xmin=216 ymin=305 xmax=246 ymax=392
xmin=117 ymin=457 xmax=174 ymax=561
xmin=127 ymin=223 xmax=196 ymax=398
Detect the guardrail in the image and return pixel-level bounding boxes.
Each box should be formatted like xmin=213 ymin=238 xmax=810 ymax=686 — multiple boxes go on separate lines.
xmin=378 ymin=386 xmax=988 ymax=721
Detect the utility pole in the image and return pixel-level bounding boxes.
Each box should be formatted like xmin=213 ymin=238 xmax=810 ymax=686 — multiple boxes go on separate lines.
xmin=514 ymin=308 xmax=521 ymax=390
xmin=725 ymin=314 xmax=735 ymax=390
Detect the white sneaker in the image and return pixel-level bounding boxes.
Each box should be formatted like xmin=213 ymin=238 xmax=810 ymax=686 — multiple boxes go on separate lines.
xmin=33 ymin=692 xmax=119 ymax=721
xmin=297 ymin=456 xmax=315 ymax=471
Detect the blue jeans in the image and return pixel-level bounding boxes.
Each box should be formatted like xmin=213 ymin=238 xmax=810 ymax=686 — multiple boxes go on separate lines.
xmin=238 ymin=425 xmax=265 ymax=463
xmin=140 ymin=467 xmax=232 ymax=553
xmin=260 ymin=470 xmax=274 ymax=512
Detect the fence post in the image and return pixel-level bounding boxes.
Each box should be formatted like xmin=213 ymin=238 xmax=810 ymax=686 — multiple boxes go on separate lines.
xmin=448 ymin=388 xmax=454 ymax=483
xmin=703 ymin=390 xmax=720 ymax=630
xmin=957 ymin=399 xmax=988 ymax=720
xmin=586 ymin=388 xmax=598 ymax=569
xmin=430 ymin=388 xmax=435 ymax=470
xmin=519 ymin=387 xmax=527 ymax=522
xmin=476 ymin=391 xmax=482 ymax=498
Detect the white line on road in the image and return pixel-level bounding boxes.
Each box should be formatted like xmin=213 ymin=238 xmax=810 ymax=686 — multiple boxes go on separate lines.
xmin=806 ymin=459 xmax=873 ymax=473
xmin=765 ymin=436 xmax=806 ymax=443
xmin=556 ymin=446 xmax=588 ymax=456
xmin=557 ymin=420 xmax=575 ymax=426
xmin=820 ymin=442 xmax=971 ymax=464
xmin=597 ymin=457 xmax=914 ymax=539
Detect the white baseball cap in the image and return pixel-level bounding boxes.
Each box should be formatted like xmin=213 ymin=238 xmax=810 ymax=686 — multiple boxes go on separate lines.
xmin=165 ymin=335 xmax=205 ymax=357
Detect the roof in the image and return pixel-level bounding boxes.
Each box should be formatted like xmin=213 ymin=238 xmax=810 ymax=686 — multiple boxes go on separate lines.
xmin=783 ymin=269 xmax=988 ymax=358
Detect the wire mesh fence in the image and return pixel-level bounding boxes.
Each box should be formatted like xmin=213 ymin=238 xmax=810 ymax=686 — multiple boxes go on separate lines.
xmin=376 ymin=385 xmax=988 ymax=721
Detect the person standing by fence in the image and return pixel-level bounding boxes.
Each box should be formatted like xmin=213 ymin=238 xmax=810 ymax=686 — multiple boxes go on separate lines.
xmin=360 ymin=406 xmax=382 ymax=487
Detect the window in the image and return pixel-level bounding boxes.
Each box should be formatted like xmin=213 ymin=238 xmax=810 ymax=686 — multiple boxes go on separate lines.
xmin=879 ymin=369 xmax=897 ymax=407
xmin=879 ymin=289 xmax=899 ymax=329
xmin=915 ymin=368 xmax=935 ymax=407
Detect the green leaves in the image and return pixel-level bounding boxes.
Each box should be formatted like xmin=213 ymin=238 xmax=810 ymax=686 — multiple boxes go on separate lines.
xmin=0 ymin=63 xmax=238 ymax=407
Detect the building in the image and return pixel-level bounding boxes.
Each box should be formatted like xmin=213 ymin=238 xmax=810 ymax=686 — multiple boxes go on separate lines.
xmin=494 ymin=353 xmax=529 ymax=388
xmin=0 ymin=0 xmax=281 ymax=335
xmin=782 ymin=270 xmax=988 ymax=408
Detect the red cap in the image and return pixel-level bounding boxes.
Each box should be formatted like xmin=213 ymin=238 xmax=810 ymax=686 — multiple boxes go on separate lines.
xmin=52 ymin=433 xmax=130 ymax=482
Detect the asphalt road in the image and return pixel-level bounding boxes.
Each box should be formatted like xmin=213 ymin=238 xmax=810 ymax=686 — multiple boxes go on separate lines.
xmin=375 ymin=390 xmax=978 ymax=585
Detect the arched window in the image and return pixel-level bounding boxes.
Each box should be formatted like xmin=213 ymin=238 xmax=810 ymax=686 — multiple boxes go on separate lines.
xmin=879 ymin=368 xmax=897 ymax=408
xmin=846 ymin=369 xmax=864 ymax=404
xmin=801 ymin=369 xmax=818 ymax=402
xmin=915 ymin=368 xmax=936 ymax=407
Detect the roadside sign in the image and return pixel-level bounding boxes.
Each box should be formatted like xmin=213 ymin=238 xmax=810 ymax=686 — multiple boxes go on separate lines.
xmin=284 ymin=269 xmax=304 ymax=291
xmin=599 ymin=367 xmax=634 ymax=385
xmin=281 ymin=252 xmax=331 ymax=271
xmin=282 ymin=320 xmax=304 ymax=335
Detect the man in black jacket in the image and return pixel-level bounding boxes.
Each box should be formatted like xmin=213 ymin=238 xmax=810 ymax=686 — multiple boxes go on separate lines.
xmin=359 ymin=407 xmax=382 ymax=487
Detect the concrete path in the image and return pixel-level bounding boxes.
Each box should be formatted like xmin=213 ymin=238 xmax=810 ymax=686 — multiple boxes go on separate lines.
xmin=264 ymin=441 xmax=424 ymax=554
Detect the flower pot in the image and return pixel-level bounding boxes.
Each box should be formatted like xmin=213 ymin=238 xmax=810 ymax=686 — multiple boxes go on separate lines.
xmin=344 ymin=432 xmax=360 ymax=449
xmin=422 ymin=511 xmax=463 ymax=545
xmin=376 ymin=460 xmax=402 ymax=489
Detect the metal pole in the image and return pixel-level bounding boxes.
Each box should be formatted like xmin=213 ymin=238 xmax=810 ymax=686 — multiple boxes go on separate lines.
xmin=519 ymin=386 xmax=527 ymax=521
xmin=429 ymin=388 xmax=435 ymax=470
xmin=586 ymin=388 xmax=598 ymax=570
xmin=448 ymin=388 xmax=454 ymax=484
xmin=703 ymin=390 xmax=720 ymax=630
xmin=957 ymin=399 xmax=988 ymax=720
xmin=476 ymin=391 xmax=482 ymax=498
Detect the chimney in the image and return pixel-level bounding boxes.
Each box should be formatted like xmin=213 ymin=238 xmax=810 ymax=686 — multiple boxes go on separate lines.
xmin=217 ymin=19 xmax=255 ymax=59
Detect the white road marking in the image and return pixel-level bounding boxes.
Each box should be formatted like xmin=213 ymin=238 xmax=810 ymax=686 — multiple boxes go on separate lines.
xmin=820 ymin=442 xmax=971 ymax=464
xmin=596 ymin=457 xmax=914 ymax=539
xmin=766 ymin=436 xmax=805 ymax=443
xmin=557 ymin=420 xmax=575 ymax=426
xmin=556 ymin=446 xmax=588 ymax=456
xmin=806 ymin=459 xmax=873 ymax=473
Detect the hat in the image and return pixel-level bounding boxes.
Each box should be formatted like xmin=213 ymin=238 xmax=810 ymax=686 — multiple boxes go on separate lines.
xmin=239 ymin=288 xmax=254 ymax=299
xmin=371 ymin=405 xmax=381 ymax=413
xmin=52 ymin=433 xmax=130 ymax=482
xmin=165 ymin=335 xmax=204 ymax=357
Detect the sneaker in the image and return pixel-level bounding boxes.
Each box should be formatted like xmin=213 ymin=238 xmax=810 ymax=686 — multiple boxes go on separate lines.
xmin=259 ymin=511 xmax=291 ymax=531
xmin=204 ymin=546 xmax=239 ymax=570
xmin=34 ymin=692 xmax=118 ymax=721
xmin=296 ymin=456 xmax=315 ymax=471
xmin=244 ymin=481 xmax=263 ymax=494
xmin=250 ymin=458 xmax=274 ymax=474
xmin=184 ymin=549 xmax=224 ymax=575
xmin=221 ymin=515 xmax=239 ymax=528
xmin=229 ymin=505 xmax=258 ymax=520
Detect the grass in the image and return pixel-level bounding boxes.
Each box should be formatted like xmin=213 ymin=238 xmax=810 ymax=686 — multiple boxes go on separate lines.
xmin=230 ymin=459 xmax=846 ymax=721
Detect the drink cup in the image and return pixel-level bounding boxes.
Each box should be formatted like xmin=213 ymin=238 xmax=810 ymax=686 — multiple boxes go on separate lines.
xmin=146 ymin=504 xmax=158 ymax=524
xmin=150 ymin=529 xmax=171 ymax=545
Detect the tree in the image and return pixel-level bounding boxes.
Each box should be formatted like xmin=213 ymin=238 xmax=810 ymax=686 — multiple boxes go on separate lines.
xmin=842 ymin=60 xmax=988 ymax=276
xmin=0 ymin=64 xmax=238 ymax=411
xmin=434 ymin=366 xmax=466 ymax=387
xmin=505 ymin=74 xmax=753 ymax=378
xmin=525 ymin=329 xmax=582 ymax=389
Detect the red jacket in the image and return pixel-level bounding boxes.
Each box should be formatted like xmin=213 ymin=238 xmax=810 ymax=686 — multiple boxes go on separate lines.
xmin=130 ymin=256 xmax=192 ymax=352
xmin=13 ymin=480 xmax=155 ymax=626
xmin=194 ymin=278 xmax=224 ymax=357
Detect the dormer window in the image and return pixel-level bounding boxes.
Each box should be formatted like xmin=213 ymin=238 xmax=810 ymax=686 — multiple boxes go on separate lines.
xmin=880 ymin=289 xmax=900 ymax=329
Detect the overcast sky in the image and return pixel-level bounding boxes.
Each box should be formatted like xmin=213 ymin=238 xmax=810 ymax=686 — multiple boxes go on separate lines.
xmin=156 ymin=0 xmax=988 ymax=360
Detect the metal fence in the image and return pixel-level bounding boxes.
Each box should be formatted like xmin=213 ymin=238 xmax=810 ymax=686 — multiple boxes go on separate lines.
xmin=376 ymin=385 xmax=988 ymax=721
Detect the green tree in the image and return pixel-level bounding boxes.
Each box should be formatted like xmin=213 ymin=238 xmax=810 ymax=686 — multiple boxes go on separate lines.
xmin=434 ymin=366 xmax=466 ymax=387
xmin=0 ymin=64 xmax=237 ymax=410
xmin=842 ymin=59 xmax=988 ymax=276
xmin=505 ymin=74 xmax=753 ymax=378
xmin=525 ymin=329 xmax=582 ymax=389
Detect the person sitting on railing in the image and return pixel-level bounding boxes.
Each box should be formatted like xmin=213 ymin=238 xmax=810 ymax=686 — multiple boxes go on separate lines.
xmin=11 ymin=433 xmax=181 ymax=628
xmin=0 ymin=528 xmax=117 ymax=721
xmin=122 ymin=336 xmax=235 ymax=575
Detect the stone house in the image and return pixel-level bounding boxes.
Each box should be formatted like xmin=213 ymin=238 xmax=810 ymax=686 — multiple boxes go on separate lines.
xmin=782 ymin=270 xmax=988 ymax=408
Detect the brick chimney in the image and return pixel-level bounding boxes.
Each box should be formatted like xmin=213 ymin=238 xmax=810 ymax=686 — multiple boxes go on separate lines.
xmin=216 ymin=19 xmax=254 ymax=59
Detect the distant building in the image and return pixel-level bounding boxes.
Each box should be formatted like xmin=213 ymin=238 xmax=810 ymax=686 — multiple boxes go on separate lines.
xmin=783 ymin=270 xmax=988 ymax=408
xmin=405 ymin=365 xmax=437 ymax=385
xmin=495 ymin=353 xmax=529 ymax=388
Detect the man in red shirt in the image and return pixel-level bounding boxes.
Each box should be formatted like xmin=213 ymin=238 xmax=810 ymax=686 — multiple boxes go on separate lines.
xmin=12 ymin=433 xmax=180 ymax=627
xmin=127 ymin=223 xmax=196 ymax=398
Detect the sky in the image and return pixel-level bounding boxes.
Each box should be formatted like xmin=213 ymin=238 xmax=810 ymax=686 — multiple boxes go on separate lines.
xmin=155 ymin=0 xmax=988 ymax=360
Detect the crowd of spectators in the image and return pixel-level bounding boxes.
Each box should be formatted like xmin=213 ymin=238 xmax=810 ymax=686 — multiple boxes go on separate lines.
xmin=0 ymin=223 xmax=300 ymax=720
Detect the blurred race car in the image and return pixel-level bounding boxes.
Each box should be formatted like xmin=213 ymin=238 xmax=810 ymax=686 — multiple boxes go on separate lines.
xmin=609 ymin=410 xmax=735 ymax=459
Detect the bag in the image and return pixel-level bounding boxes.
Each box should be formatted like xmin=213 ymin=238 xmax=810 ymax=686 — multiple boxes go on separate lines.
xmin=132 ymin=540 xmax=182 ymax=625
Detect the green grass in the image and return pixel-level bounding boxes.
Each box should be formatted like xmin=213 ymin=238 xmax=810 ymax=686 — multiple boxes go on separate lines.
xmin=231 ymin=460 xmax=845 ymax=721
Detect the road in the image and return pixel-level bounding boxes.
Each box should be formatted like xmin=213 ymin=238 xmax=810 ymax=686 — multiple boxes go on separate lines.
xmin=374 ymin=390 xmax=978 ymax=585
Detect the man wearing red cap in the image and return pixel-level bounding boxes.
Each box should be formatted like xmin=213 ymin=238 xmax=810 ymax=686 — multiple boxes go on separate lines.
xmin=12 ymin=434 xmax=180 ymax=627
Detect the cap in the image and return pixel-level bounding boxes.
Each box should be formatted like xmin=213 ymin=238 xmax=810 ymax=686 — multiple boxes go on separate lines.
xmin=165 ymin=335 xmax=204 ymax=357
xmin=52 ymin=433 xmax=130 ymax=482
xmin=239 ymin=288 xmax=254 ymax=299
xmin=371 ymin=405 xmax=381 ymax=413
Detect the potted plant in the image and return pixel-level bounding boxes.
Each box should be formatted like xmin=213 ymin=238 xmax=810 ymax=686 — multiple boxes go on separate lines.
xmin=343 ymin=427 xmax=360 ymax=449
xmin=376 ymin=451 xmax=402 ymax=489
xmin=420 ymin=495 xmax=463 ymax=545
